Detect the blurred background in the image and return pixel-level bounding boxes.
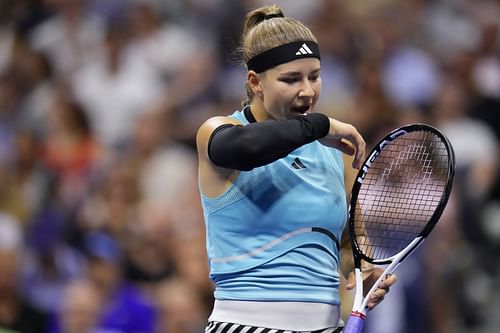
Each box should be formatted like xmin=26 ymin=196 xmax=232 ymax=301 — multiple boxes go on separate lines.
xmin=0 ymin=0 xmax=498 ymax=332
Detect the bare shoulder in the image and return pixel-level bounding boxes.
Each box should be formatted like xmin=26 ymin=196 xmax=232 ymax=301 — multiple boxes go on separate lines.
xmin=196 ymin=115 xmax=242 ymax=197
xmin=196 ymin=116 xmax=241 ymax=158
xmin=197 ymin=116 xmax=241 ymax=136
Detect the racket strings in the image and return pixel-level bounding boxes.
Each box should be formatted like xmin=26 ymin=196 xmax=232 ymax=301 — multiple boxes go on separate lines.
xmin=354 ymin=131 xmax=449 ymax=260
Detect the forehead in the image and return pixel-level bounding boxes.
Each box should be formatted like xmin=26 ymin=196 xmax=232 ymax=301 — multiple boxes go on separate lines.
xmin=271 ymin=58 xmax=321 ymax=74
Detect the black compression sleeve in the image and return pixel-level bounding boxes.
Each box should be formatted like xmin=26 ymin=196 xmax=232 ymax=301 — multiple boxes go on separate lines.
xmin=208 ymin=113 xmax=330 ymax=170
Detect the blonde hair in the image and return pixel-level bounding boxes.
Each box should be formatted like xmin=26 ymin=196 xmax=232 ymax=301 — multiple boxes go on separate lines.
xmin=241 ymin=5 xmax=318 ymax=104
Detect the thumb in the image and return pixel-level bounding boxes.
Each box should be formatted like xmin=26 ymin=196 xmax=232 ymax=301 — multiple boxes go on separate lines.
xmin=346 ymin=271 xmax=356 ymax=290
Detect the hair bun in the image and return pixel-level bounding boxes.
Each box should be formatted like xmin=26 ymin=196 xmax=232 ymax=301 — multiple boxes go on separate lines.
xmin=242 ymin=5 xmax=285 ymax=37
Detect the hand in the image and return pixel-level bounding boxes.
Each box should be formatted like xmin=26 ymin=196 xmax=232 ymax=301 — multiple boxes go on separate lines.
xmin=318 ymin=118 xmax=365 ymax=169
xmin=346 ymin=269 xmax=397 ymax=310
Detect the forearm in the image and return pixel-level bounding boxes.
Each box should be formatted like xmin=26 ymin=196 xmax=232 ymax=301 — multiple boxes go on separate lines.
xmin=208 ymin=113 xmax=330 ymax=170
xmin=340 ymin=227 xmax=355 ymax=279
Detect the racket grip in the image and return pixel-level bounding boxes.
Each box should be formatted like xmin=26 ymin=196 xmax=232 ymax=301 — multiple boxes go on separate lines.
xmin=343 ymin=311 xmax=366 ymax=333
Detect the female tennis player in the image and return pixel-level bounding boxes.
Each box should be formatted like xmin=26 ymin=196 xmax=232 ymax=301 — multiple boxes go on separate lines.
xmin=196 ymin=5 xmax=397 ymax=332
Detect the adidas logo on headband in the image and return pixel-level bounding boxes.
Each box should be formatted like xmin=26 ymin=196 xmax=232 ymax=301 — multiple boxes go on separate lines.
xmin=296 ymin=43 xmax=313 ymax=55
xmin=247 ymin=41 xmax=321 ymax=73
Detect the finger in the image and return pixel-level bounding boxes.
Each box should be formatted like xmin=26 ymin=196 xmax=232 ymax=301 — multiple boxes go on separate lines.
xmin=351 ymin=133 xmax=366 ymax=169
xmin=367 ymin=295 xmax=385 ymax=310
xmin=367 ymin=289 xmax=387 ymax=309
xmin=335 ymin=140 xmax=355 ymax=156
xmin=379 ymin=274 xmax=397 ymax=289
xmin=371 ymin=288 xmax=388 ymax=299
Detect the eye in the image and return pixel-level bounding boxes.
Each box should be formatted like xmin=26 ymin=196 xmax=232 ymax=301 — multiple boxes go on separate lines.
xmin=279 ymin=77 xmax=300 ymax=84
xmin=309 ymin=73 xmax=320 ymax=81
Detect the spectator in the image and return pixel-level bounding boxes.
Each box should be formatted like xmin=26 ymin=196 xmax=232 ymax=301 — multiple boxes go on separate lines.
xmin=21 ymin=206 xmax=86 ymax=315
xmin=29 ymin=0 xmax=105 ymax=78
xmin=84 ymin=231 xmax=156 ymax=333
xmin=0 ymin=212 xmax=49 ymax=332
xmin=56 ymin=279 xmax=111 ymax=333
xmin=154 ymin=278 xmax=207 ymax=333
xmin=50 ymin=231 xmax=157 ymax=333
xmin=71 ymin=19 xmax=163 ymax=151
xmin=42 ymin=92 xmax=102 ymax=210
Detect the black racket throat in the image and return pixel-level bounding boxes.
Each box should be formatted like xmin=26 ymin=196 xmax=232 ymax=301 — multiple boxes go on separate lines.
xmin=348 ymin=123 xmax=456 ymax=264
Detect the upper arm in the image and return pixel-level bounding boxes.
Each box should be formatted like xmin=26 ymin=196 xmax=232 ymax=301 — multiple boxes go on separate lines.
xmin=196 ymin=116 xmax=241 ymax=197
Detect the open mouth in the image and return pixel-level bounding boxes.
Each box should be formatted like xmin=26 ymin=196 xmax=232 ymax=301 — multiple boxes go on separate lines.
xmin=292 ymin=105 xmax=310 ymax=115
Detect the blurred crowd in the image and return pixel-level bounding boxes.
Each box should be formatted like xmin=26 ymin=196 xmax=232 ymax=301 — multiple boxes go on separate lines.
xmin=0 ymin=0 xmax=498 ymax=332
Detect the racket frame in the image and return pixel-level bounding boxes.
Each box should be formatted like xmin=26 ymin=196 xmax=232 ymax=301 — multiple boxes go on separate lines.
xmin=345 ymin=123 xmax=455 ymax=329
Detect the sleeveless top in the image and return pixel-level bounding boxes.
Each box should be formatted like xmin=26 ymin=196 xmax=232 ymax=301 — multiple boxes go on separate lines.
xmin=200 ymin=107 xmax=347 ymax=305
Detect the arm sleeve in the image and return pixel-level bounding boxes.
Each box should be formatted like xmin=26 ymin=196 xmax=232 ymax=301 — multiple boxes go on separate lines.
xmin=208 ymin=113 xmax=330 ymax=170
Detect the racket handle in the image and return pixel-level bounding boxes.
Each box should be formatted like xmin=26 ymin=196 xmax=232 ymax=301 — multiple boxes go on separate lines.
xmin=343 ymin=311 xmax=366 ymax=333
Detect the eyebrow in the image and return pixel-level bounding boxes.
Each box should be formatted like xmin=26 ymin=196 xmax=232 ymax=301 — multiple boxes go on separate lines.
xmin=277 ymin=68 xmax=321 ymax=77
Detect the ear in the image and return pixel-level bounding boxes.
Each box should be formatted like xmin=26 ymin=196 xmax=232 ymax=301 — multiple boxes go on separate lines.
xmin=247 ymin=70 xmax=263 ymax=97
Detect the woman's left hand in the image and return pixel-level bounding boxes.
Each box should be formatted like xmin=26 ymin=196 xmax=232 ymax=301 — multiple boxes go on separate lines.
xmin=346 ymin=269 xmax=398 ymax=310
xmin=319 ymin=118 xmax=366 ymax=169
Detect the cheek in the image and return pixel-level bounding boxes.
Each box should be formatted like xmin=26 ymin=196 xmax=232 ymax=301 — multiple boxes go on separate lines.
xmin=313 ymin=80 xmax=322 ymax=101
xmin=263 ymin=84 xmax=288 ymax=106
xmin=275 ymin=83 xmax=299 ymax=102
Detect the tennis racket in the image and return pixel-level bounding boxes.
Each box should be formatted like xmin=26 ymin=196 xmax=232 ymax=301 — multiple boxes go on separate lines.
xmin=343 ymin=124 xmax=455 ymax=333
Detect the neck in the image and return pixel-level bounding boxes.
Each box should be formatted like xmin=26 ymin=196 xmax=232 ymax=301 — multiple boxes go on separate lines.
xmin=249 ymin=99 xmax=270 ymax=122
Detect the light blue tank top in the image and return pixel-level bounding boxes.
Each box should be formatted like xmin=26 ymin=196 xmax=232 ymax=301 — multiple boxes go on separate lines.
xmin=200 ymin=108 xmax=346 ymax=305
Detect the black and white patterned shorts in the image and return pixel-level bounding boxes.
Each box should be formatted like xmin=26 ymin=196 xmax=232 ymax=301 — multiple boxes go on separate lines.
xmin=205 ymin=321 xmax=343 ymax=333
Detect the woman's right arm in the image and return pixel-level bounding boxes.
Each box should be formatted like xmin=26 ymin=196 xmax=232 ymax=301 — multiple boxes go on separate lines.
xmin=196 ymin=113 xmax=366 ymax=195
xmin=205 ymin=113 xmax=330 ymax=171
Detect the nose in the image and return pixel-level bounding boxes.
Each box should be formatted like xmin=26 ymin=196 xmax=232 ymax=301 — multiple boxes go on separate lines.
xmin=298 ymin=80 xmax=314 ymax=99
